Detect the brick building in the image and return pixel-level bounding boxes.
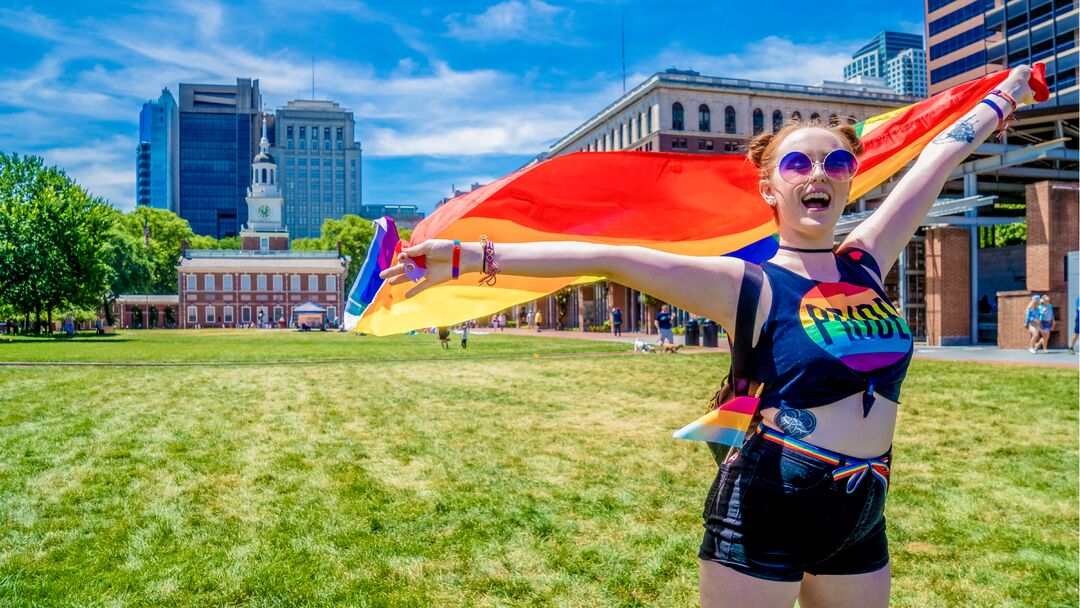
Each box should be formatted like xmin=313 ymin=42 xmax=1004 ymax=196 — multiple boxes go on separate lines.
xmin=177 ymin=120 xmax=349 ymax=328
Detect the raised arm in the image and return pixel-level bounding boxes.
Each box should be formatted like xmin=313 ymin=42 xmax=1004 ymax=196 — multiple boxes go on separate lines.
xmin=380 ymin=241 xmax=748 ymax=331
xmin=842 ymin=66 xmax=1035 ymax=275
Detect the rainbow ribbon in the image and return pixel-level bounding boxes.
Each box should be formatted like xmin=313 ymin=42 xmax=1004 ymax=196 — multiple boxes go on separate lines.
xmin=831 ymin=460 xmax=891 ymax=494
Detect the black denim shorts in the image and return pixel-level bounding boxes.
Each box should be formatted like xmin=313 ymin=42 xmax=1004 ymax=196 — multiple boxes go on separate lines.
xmin=699 ymin=428 xmax=891 ymax=582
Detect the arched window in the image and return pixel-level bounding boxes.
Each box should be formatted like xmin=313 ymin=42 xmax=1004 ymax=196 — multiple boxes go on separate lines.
xmin=772 ymin=110 xmax=783 ymax=133
xmin=810 ymin=112 xmax=820 ymax=122
xmin=261 ymin=168 xmax=267 ymax=183
xmin=270 ymin=169 xmax=274 ymax=185
xmin=698 ymin=104 xmax=711 ymax=131
xmin=724 ymin=106 xmax=737 ymax=134
xmin=829 ymin=113 xmax=839 ymax=126
xmin=752 ymin=109 xmax=764 ymax=135
xmin=846 ymin=115 xmax=858 ymax=125
xmin=791 ymin=111 xmax=802 ymax=121
xmin=672 ymin=103 xmax=684 ymax=130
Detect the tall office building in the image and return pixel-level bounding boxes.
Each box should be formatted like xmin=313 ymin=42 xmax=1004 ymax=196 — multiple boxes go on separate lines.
xmin=844 ymin=32 xmax=928 ymax=97
xmin=271 ymin=100 xmax=362 ymax=239
xmin=178 ymin=78 xmax=263 ymax=238
xmin=136 ymin=88 xmax=179 ymax=212
xmin=926 ymin=0 xmax=1077 ymax=106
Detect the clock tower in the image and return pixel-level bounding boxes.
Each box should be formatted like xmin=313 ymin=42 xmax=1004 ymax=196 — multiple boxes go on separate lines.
xmin=241 ymin=115 xmax=289 ymax=251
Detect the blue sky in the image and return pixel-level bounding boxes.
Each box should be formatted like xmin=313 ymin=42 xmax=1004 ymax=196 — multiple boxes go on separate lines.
xmin=0 ymin=0 xmax=925 ymax=214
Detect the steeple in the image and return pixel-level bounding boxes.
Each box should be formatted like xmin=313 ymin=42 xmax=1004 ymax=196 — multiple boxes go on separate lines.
xmin=243 ymin=112 xmax=285 ymax=241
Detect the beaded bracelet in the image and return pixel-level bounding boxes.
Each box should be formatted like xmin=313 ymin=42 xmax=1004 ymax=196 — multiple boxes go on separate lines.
xmin=989 ymin=88 xmax=1018 ymax=112
xmin=451 ymin=240 xmax=461 ymax=280
xmin=478 ymin=235 xmax=500 ymax=286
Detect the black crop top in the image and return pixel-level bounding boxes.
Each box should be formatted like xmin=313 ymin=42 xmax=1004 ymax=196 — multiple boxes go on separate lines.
xmin=752 ymin=248 xmax=914 ymax=416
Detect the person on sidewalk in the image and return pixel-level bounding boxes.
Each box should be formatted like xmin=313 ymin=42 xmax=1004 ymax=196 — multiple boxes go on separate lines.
xmin=611 ymin=306 xmax=623 ymax=337
xmin=1038 ymin=294 xmax=1055 ymax=353
xmin=1069 ymin=296 xmax=1078 ymax=354
xmin=655 ymin=305 xmax=674 ymax=346
xmin=1025 ymin=294 xmax=1043 ymax=354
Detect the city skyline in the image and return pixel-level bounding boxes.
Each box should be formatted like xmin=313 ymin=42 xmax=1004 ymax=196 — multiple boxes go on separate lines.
xmin=0 ymin=0 xmax=924 ymax=214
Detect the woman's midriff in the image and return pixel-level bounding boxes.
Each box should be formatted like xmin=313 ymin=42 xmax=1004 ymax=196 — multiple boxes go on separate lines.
xmin=760 ymin=393 xmax=897 ymax=458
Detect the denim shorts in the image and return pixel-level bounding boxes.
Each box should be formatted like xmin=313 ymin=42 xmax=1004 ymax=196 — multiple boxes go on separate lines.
xmin=658 ymin=328 xmax=674 ymax=343
xmin=699 ymin=426 xmax=891 ymax=582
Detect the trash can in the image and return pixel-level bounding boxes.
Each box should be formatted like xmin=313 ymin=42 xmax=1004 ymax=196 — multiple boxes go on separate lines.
xmin=684 ymin=319 xmax=699 ymax=347
xmin=701 ymin=320 xmax=719 ymax=348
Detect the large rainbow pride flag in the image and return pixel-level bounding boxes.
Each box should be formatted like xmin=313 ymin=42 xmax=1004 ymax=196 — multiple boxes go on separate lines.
xmin=354 ymin=66 xmax=1046 ymax=336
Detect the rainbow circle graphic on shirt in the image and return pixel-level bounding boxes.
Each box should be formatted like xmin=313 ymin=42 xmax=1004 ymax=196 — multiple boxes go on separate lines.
xmin=800 ymin=282 xmax=912 ymax=372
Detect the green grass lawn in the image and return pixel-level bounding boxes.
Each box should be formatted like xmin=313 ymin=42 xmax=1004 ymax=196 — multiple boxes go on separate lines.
xmin=0 ymin=331 xmax=1076 ymax=607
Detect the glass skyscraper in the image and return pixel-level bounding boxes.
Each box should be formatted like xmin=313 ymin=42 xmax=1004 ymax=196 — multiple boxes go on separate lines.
xmin=136 ymin=88 xmax=179 ymax=212
xmin=178 ymin=78 xmax=262 ymax=238
xmin=926 ymin=0 xmax=1077 ymax=107
xmin=844 ymin=32 xmax=928 ymax=97
xmin=271 ymin=100 xmax=363 ymax=239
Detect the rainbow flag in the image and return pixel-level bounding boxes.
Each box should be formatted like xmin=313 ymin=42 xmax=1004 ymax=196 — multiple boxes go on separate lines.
xmin=355 ymin=66 xmax=1047 ymax=336
xmin=673 ymin=396 xmax=759 ymax=447
xmin=343 ymin=217 xmax=400 ymax=331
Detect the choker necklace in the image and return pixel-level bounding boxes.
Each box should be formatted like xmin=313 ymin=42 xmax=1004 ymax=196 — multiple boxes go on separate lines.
xmin=778 ymin=245 xmax=834 ymax=253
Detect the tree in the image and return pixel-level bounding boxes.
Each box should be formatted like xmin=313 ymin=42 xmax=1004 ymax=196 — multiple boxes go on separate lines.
xmin=121 ymin=206 xmax=198 ymax=293
xmin=0 ymin=153 xmax=112 ymax=332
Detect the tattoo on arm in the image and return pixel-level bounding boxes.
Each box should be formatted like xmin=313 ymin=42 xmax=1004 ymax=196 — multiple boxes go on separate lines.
xmin=932 ymin=116 xmax=977 ymax=144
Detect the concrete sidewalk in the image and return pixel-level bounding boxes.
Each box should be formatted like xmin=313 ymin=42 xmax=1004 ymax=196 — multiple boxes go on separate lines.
xmin=485 ymin=327 xmax=1079 ymax=368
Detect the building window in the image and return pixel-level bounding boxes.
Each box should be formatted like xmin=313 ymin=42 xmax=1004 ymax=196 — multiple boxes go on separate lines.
xmin=672 ymin=103 xmax=684 ymax=130
xmin=752 ymin=108 xmax=764 ymax=135
xmin=791 ymin=111 xmax=802 ymax=121
xmin=829 ymin=114 xmax=839 ymax=126
xmin=273 ymin=306 xmax=283 ymax=323
xmin=299 ymin=126 xmax=305 ymax=140
xmin=724 ymin=106 xmax=736 ymax=134
xmin=205 ymin=306 xmax=216 ymax=324
xmin=187 ymin=306 xmax=197 ymax=324
xmin=291 ymin=274 xmax=300 ymax=291
xmin=273 ymin=275 xmax=283 ymax=291
xmin=326 ymin=275 xmax=336 ymax=292
xmin=287 ymin=126 xmax=293 ymax=139
xmin=671 ymin=137 xmax=688 ymax=150
xmin=241 ymin=306 xmax=251 ymax=323
xmin=299 ymin=139 xmax=306 ymax=150
xmin=202 ymin=274 xmax=214 ymax=291
xmin=241 ymin=274 xmax=251 ymax=291
xmin=223 ymin=306 xmax=234 ymax=324
xmin=698 ymin=139 xmax=714 ymax=151
xmin=260 ymin=237 xmax=269 ymax=253
xmin=327 ymin=305 xmax=336 ymax=322
xmin=772 ymin=110 xmax=783 ymax=133
xmin=336 ymin=127 xmax=343 ymax=141
xmin=324 ymin=140 xmax=330 ymax=151
xmin=308 ymin=274 xmax=318 ymax=291
xmin=223 ymin=274 xmax=233 ymax=290
xmin=324 ymin=127 xmax=331 ymax=140
xmin=698 ymin=104 xmax=711 ymax=132
xmin=186 ymin=274 xmax=197 ymax=291
xmin=810 ymin=112 xmax=820 ymax=122
xmin=257 ymin=274 xmax=267 ymax=291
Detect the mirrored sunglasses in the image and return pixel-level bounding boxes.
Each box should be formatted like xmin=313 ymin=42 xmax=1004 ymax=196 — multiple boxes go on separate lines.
xmin=776 ymin=149 xmax=859 ymax=184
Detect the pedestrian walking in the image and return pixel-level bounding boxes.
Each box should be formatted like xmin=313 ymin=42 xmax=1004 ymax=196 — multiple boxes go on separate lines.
xmin=612 ymin=306 xmax=623 ymax=336
xmin=1026 ymin=294 xmax=1042 ymax=354
xmin=534 ymin=310 xmax=542 ymax=332
xmin=1038 ymin=294 xmax=1055 ymax=353
xmin=461 ymin=321 xmax=470 ymax=349
xmin=655 ymin=304 xmax=674 ymax=346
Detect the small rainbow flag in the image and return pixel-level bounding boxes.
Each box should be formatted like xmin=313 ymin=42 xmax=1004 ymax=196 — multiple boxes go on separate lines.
xmin=672 ymin=395 xmax=759 ymax=447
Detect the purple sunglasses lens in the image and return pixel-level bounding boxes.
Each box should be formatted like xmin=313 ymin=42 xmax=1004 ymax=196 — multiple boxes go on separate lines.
xmin=777 ymin=151 xmax=813 ymax=182
xmin=823 ymin=149 xmax=859 ymax=181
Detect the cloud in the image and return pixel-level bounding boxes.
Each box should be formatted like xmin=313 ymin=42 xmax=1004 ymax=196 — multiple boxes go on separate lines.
xmin=39 ymin=135 xmax=136 ymax=210
xmin=649 ymin=36 xmax=858 ymax=85
xmin=445 ymin=0 xmax=579 ymax=44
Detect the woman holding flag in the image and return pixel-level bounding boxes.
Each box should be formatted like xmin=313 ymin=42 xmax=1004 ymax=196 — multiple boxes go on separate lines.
xmin=380 ymin=66 xmax=1037 ymax=607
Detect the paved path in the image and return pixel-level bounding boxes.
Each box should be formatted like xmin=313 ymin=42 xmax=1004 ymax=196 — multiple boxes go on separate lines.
xmin=489 ymin=327 xmax=1080 ymax=368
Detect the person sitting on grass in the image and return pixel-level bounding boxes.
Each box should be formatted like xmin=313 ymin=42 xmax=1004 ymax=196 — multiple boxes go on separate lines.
xmin=381 ymin=67 xmax=1035 ymax=608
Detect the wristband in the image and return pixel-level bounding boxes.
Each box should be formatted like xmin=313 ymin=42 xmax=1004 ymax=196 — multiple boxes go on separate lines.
xmin=989 ymin=88 xmax=1018 ymax=111
xmin=452 ymin=240 xmax=461 ymax=279
xmin=979 ymin=98 xmax=1004 ymax=125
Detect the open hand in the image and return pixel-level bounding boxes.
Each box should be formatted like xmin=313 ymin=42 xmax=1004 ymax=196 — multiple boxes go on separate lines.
xmin=379 ymin=239 xmax=460 ymax=298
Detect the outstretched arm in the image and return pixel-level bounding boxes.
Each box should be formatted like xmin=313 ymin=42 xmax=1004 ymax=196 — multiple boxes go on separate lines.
xmin=380 ymin=241 xmax=748 ymax=331
xmin=843 ymin=66 xmax=1035 ymax=276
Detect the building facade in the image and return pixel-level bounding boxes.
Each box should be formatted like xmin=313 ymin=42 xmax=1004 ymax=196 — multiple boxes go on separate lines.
xmin=178 ymin=78 xmax=263 ymax=239
xmin=926 ymin=0 xmax=1078 ymax=107
xmin=136 ymin=88 xmax=179 ymax=212
xmin=271 ymin=100 xmax=363 ymax=239
xmin=176 ymin=120 xmax=349 ymax=328
xmin=844 ymin=31 xmax=928 ymax=97
xmin=360 ymin=204 xmax=425 ymax=229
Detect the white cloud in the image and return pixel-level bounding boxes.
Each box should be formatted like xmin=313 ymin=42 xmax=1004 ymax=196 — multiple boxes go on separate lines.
xmin=39 ymin=136 xmax=136 ymax=210
xmin=445 ymin=0 xmax=579 ymax=44
xmin=650 ymin=36 xmax=857 ymax=85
